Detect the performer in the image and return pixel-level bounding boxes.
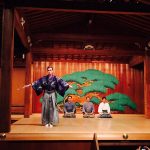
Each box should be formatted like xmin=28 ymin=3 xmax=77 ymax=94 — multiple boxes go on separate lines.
xmin=97 ymin=96 xmax=112 ymax=118
xmin=82 ymin=96 xmax=95 ymax=118
xmin=27 ymin=66 xmax=72 ymax=127
xmin=63 ymin=96 xmax=76 ymax=118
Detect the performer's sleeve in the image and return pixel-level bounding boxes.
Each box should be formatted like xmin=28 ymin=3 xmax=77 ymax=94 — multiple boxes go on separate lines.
xmin=31 ymin=77 xmax=45 ymax=96
xmin=56 ymin=77 xmax=69 ymax=97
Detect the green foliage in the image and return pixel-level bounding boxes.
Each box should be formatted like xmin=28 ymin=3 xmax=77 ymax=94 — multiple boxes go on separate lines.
xmin=81 ymin=69 xmax=103 ymax=80
xmin=82 ymin=85 xmax=106 ymax=96
xmin=71 ymin=83 xmax=79 ymax=90
xmin=62 ymin=72 xmax=85 ymax=84
xmin=56 ymin=94 xmax=64 ymax=104
xmin=75 ymin=102 xmax=82 ymax=107
xmin=63 ymin=69 xmax=118 ymax=97
xmin=64 ymin=88 xmax=78 ymax=97
xmin=40 ymin=97 xmax=43 ymax=103
xmin=92 ymin=80 xmax=115 ymax=89
xmin=104 ymin=74 xmax=119 ymax=85
xmin=109 ymin=103 xmax=125 ymax=111
xmin=82 ymin=70 xmax=118 ymax=84
xmin=90 ymin=96 xmax=100 ymax=104
xmin=55 ymin=69 xmax=136 ymax=112
xmin=107 ymin=92 xmax=136 ymax=111
xmin=84 ymin=69 xmax=103 ymax=75
xmin=62 ymin=69 xmax=119 ymax=87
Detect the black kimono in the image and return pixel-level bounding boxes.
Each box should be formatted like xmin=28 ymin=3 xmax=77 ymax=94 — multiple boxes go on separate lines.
xmin=32 ymin=75 xmax=69 ymax=125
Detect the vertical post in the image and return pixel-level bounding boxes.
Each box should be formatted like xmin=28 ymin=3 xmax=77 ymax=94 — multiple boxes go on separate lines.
xmin=0 ymin=7 xmax=14 ymax=132
xmin=24 ymin=52 xmax=32 ymax=118
xmin=144 ymin=54 xmax=150 ymax=118
xmin=94 ymin=133 xmax=100 ymax=150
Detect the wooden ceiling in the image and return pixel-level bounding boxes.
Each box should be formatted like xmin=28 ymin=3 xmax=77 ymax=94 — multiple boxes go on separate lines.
xmin=1 ymin=0 xmax=150 ymax=64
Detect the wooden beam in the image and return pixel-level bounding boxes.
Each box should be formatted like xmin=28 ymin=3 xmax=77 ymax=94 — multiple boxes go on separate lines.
xmin=24 ymin=52 xmax=32 ymax=118
xmin=139 ymin=0 xmax=150 ymax=5
xmin=21 ymin=8 xmax=150 ymax=16
xmin=144 ymin=55 xmax=150 ymax=118
xmin=0 ymin=0 xmax=3 ymax=6
xmin=0 ymin=8 xmax=14 ymax=132
xmin=129 ymin=56 xmax=144 ymax=67
xmin=14 ymin=9 xmax=29 ymax=49
xmin=32 ymin=33 xmax=146 ymax=44
xmin=32 ymin=56 xmax=130 ymax=64
xmin=94 ymin=133 xmax=99 ymax=150
xmin=6 ymin=0 xmax=150 ymax=15
xmin=31 ymin=48 xmax=144 ymax=57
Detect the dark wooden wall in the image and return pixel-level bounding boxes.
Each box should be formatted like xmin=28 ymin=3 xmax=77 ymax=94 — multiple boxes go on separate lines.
xmin=0 ymin=141 xmax=93 ymax=150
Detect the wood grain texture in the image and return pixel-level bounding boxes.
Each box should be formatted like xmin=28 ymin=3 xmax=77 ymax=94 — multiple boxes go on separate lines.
xmin=7 ymin=114 xmax=150 ymax=141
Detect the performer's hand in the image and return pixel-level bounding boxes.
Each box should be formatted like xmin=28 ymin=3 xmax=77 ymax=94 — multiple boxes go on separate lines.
xmin=69 ymin=85 xmax=73 ymax=88
xmin=17 ymin=83 xmax=32 ymax=91
xmin=23 ymin=84 xmax=32 ymax=88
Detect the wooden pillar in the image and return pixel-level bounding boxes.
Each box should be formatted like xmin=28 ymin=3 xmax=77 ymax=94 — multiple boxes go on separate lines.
xmin=0 ymin=8 xmax=14 ymax=132
xmin=144 ymin=54 xmax=150 ymax=118
xmin=24 ymin=52 xmax=32 ymax=118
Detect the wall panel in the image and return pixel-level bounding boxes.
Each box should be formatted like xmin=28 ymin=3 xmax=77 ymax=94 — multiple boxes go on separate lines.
xmin=32 ymin=61 xmax=144 ymax=114
xmin=11 ymin=68 xmax=25 ymax=114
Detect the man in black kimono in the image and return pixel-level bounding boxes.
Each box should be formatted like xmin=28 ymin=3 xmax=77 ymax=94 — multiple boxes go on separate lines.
xmin=31 ymin=66 xmax=72 ymax=128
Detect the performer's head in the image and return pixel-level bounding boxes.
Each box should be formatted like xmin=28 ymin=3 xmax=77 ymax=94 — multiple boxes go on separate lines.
xmin=86 ymin=96 xmax=90 ymax=102
xmin=47 ymin=66 xmax=53 ymax=75
xmin=101 ymin=96 xmax=107 ymax=103
xmin=67 ymin=95 xmax=72 ymax=103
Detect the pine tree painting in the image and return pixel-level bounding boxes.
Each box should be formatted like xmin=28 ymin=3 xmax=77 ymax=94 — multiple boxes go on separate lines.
xmin=57 ymin=69 xmax=136 ymax=112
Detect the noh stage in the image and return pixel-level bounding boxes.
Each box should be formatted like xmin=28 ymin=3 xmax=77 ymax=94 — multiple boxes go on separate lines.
xmin=1 ymin=114 xmax=150 ymax=150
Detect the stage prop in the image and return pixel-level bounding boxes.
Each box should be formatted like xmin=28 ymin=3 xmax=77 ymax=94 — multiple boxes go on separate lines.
xmin=56 ymin=69 xmax=136 ymax=113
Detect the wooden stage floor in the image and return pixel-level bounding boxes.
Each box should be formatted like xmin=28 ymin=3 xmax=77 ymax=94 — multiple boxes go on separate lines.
xmin=8 ymin=114 xmax=150 ymax=141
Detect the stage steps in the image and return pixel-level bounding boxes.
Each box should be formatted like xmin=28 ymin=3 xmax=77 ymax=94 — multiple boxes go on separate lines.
xmin=94 ymin=133 xmax=150 ymax=150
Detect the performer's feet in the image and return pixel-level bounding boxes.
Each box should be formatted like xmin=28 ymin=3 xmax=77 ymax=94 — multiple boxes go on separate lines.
xmin=45 ymin=123 xmax=53 ymax=128
xmin=49 ymin=123 xmax=53 ymax=128
xmin=45 ymin=124 xmax=49 ymax=128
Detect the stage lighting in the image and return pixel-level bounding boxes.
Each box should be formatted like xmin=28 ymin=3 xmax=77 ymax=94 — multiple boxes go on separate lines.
xmin=84 ymin=44 xmax=95 ymax=50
